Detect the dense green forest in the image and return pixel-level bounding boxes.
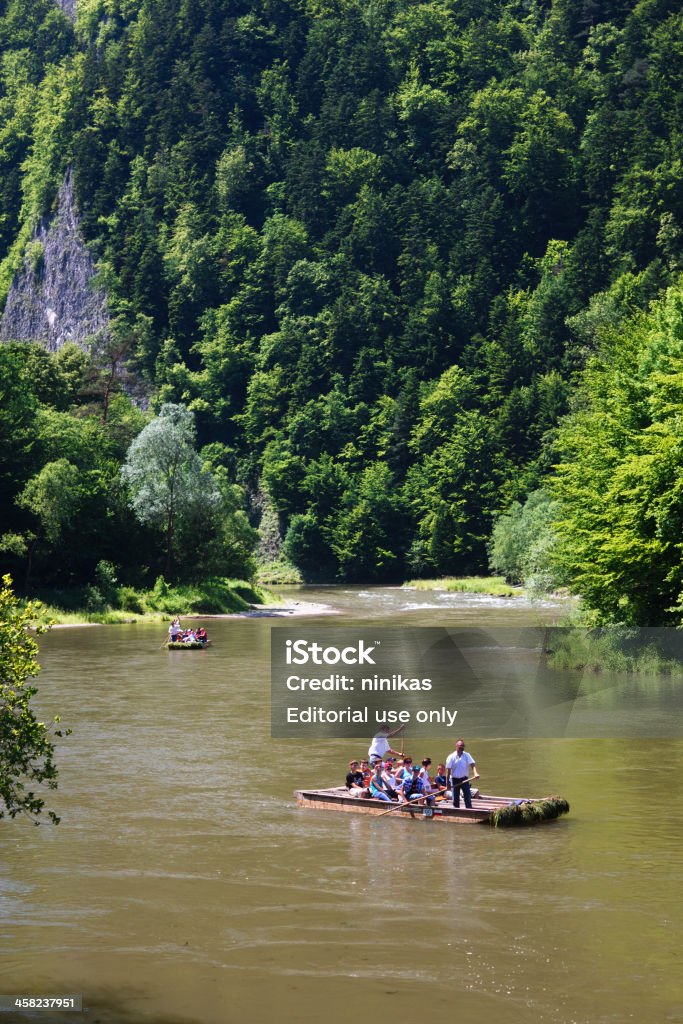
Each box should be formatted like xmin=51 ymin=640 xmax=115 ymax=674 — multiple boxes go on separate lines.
xmin=0 ymin=0 xmax=682 ymax=623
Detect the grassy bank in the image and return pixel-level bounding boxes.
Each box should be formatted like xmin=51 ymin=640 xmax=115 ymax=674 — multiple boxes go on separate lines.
xmin=403 ymin=576 xmax=523 ymax=597
xmin=547 ymin=628 xmax=683 ymax=676
xmin=255 ymin=559 xmax=303 ymax=585
xmin=28 ymin=576 xmax=272 ymax=626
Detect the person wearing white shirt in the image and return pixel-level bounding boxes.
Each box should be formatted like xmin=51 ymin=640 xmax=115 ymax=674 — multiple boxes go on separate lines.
xmin=418 ymin=757 xmax=433 ymax=794
xmin=380 ymin=759 xmax=400 ymax=800
xmin=445 ymin=739 xmax=479 ymax=808
xmin=368 ymin=724 xmax=404 ymax=764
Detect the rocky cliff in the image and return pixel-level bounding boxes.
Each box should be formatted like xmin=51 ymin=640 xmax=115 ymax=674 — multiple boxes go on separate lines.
xmin=56 ymin=0 xmax=76 ymax=22
xmin=0 ymin=170 xmax=108 ymax=351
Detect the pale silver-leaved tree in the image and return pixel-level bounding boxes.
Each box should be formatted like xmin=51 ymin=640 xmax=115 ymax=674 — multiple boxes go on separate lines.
xmin=121 ymin=403 xmax=221 ymax=573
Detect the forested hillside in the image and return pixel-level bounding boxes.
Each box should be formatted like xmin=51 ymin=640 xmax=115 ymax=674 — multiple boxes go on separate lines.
xmin=0 ymin=0 xmax=681 ymax=620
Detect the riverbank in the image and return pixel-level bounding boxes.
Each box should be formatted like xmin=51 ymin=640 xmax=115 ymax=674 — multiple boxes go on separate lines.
xmin=403 ymin=575 xmax=524 ymax=597
xmin=34 ymin=572 xmax=578 ymax=627
xmin=28 ymin=577 xmax=274 ymax=626
xmin=255 ymin=558 xmax=304 ymax=585
xmin=240 ymin=599 xmax=337 ymax=617
xmin=404 ymin=581 xmax=683 ymax=675
xmin=547 ymin=627 xmax=683 ymax=675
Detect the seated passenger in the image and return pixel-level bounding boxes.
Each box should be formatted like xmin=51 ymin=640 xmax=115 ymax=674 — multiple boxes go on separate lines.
xmin=369 ymin=762 xmax=397 ymax=802
xmin=345 ymin=760 xmax=366 ymax=796
xmin=419 ymin=757 xmax=433 ymax=793
xmin=402 ymin=763 xmax=433 ymax=805
xmin=395 ymin=755 xmax=414 ymax=789
xmin=433 ymin=764 xmax=448 ymax=794
xmin=196 ymin=627 xmax=208 ymax=643
xmin=380 ymin=759 xmax=399 ymax=800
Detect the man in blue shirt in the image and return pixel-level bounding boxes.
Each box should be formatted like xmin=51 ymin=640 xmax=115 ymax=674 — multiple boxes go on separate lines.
xmin=401 ymin=764 xmax=433 ymax=805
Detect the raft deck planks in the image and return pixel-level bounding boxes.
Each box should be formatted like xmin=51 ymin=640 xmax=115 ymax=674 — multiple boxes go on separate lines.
xmin=294 ymin=787 xmax=567 ymax=825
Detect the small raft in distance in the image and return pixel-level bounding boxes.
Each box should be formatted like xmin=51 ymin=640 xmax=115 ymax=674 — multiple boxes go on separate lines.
xmin=294 ymin=788 xmax=570 ymax=827
xmin=166 ymin=640 xmax=212 ymax=650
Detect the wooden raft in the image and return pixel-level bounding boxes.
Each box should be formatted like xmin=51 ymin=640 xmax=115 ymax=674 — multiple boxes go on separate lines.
xmin=166 ymin=640 xmax=212 ymax=650
xmin=294 ymin=788 xmax=570 ymax=826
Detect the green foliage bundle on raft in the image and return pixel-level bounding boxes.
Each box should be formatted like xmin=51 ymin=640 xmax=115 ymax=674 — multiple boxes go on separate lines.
xmin=166 ymin=641 xmax=209 ymax=650
xmin=488 ymin=797 xmax=570 ymax=828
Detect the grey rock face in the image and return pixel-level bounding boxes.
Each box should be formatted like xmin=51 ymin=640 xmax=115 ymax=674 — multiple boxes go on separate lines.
xmin=0 ymin=169 xmax=108 ymax=352
xmin=56 ymin=0 xmax=76 ymax=22
xmin=254 ymin=486 xmax=284 ymax=562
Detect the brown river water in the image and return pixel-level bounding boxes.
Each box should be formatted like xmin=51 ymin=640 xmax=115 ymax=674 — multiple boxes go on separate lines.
xmin=1 ymin=586 xmax=682 ymax=1024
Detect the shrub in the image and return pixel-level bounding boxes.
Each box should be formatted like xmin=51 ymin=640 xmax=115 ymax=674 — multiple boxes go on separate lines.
xmin=94 ymin=560 xmax=119 ymax=605
xmin=118 ymin=586 xmax=144 ymax=613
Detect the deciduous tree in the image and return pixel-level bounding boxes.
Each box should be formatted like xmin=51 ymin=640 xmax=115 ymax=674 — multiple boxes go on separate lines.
xmin=121 ymin=403 xmax=221 ymax=574
xmin=0 ymin=574 xmax=65 ymax=823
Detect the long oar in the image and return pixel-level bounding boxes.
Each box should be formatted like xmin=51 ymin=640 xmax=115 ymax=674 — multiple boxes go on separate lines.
xmin=430 ymin=777 xmax=479 ymax=803
xmin=377 ymin=787 xmax=448 ymax=817
xmin=451 ymin=774 xmax=480 ymax=790
xmin=447 ymin=774 xmax=481 ymax=805
xmin=377 ymin=775 xmax=481 ymax=818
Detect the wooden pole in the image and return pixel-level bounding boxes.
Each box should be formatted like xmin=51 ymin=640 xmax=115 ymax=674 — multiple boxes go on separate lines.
xmin=376 ymin=774 xmax=481 ymax=817
xmin=451 ymin=774 xmax=480 ymax=789
xmin=376 ymin=787 xmax=448 ymax=817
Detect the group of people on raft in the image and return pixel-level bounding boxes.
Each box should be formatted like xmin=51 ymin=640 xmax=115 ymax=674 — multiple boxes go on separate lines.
xmin=344 ymin=726 xmax=479 ymax=809
xmin=168 ymin=618 xmax=209 ymax=644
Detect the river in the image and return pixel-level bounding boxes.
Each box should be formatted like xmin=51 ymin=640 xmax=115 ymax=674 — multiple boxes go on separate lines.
xmin=1 ymin=586 xmax=682 ymax=1024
